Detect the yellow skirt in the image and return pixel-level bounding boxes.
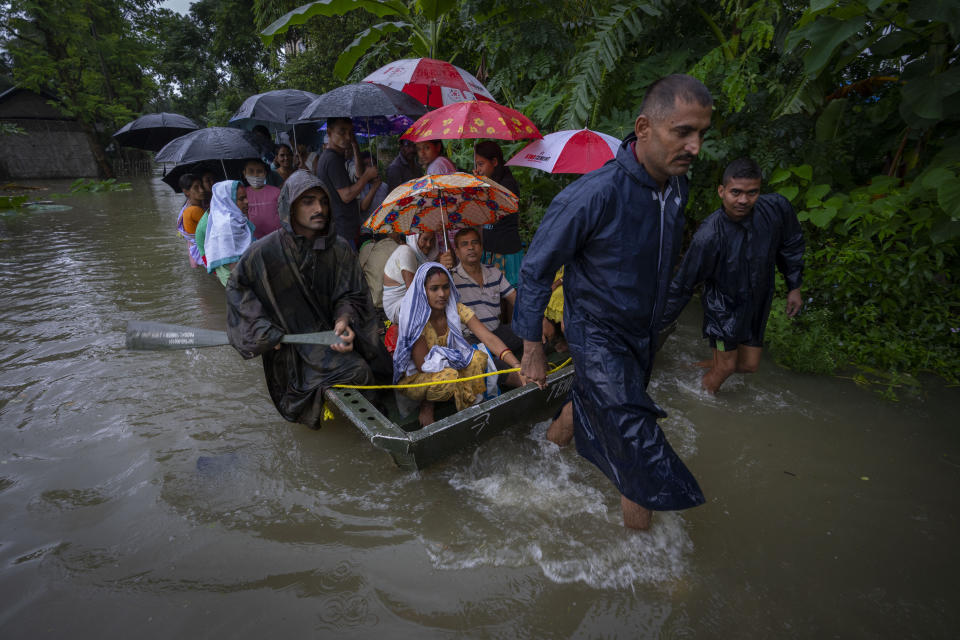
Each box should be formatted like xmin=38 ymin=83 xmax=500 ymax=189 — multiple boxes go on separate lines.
xmin=544 ymin=268 xmax=564 ymax=323
xmin=398 ymin=350 xmax=488 ymax=411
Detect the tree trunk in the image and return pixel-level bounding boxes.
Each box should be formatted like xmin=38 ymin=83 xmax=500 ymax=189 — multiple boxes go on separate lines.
xmin=80 ymin=121 xmax=114 ymax=179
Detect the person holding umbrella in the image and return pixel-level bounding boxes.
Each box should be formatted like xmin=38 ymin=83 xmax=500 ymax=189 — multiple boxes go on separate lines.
xmin=473 ymin=141 xmax=523 ymax=286
xmin=386 ymin=139 xmax=421 ymax=192
xmin=274 ymin=143 xmax=296 ymax=182
xmin=315 ymin=118 xmax=381 ymax=248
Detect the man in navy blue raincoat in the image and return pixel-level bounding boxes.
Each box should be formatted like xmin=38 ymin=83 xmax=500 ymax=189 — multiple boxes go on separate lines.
xmin=659 ymin=157 xmax=805 ymax=393
xmin=514 ymin=75 xmax=713 ymax=530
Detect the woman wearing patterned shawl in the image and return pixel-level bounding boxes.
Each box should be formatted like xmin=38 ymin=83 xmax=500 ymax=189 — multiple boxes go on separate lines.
xmin=393 ymin=262 xmax=524 ymax=427
xmin=199 ymin=180 xmax=252 ymax=286
xmin=226 ymin=170 xmax=391 ymax=428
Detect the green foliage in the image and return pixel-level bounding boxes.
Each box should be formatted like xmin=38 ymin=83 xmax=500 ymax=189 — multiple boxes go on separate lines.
xmin=146 ymin=0 xmax=270 ymax=124
xmin=69 ymin=178 xmax=132 ymax=193
xmin=559 ymin=1 xmax=659 ymax=129
xmin=3 ymin=0 xmax=158 ymax=175
xmin=258 ymin=0 xmax=463 ymax=77
xmin=765 ymin=297 xmax=844 ymax=376
xmin=0 ymin=194 xmax=29 ymax=210
xmin=0 ymin=123 xmax=26 ymax=136
xmin=781 ymin=0 xmax=960 ymax=131
xmin=259 ymin=0 xmax=407 ymax=46
xmin=765 ymin=163 xmax=960 ymax=391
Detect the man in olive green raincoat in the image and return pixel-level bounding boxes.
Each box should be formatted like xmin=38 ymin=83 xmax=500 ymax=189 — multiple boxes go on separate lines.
xmin=226 ymin=170 xmax=390 ymax=428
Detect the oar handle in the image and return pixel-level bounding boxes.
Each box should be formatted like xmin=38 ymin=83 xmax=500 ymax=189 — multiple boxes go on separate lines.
xmin=281 ymin=331 xmax=346 ymax=347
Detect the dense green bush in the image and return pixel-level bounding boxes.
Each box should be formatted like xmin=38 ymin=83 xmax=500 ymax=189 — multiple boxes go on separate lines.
xmin=765 ymin=162 xmax=960 ymax=395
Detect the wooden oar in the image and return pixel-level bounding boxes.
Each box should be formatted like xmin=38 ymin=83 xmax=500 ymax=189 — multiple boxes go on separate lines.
xmin=125 ymin=321 xmax=345 ymax=350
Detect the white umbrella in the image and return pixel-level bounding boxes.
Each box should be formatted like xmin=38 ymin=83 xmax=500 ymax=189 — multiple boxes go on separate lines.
xmin=506 ymin=129 xmax=621 ymax=174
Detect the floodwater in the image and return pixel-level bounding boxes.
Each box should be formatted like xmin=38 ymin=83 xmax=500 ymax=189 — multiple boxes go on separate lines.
xmin=1 ymin=177 xmax=958 ymax=638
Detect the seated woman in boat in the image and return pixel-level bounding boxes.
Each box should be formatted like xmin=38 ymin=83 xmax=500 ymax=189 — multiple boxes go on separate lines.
xmin=393 ymin=262 xmax=525 ymax=427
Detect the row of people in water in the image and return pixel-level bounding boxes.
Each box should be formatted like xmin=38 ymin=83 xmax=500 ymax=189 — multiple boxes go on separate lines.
xmin=178 ymin=134 xmax=526 ymax=271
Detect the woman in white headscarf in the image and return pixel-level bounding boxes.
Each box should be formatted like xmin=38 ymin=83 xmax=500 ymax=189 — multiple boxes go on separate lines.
xmin=393 ymin=262 xmax=523 ymax=426
xmin=203 ymin=180 xmax=253 ymax=286
xmin=381 ymin=231 xmax=453 ymax=324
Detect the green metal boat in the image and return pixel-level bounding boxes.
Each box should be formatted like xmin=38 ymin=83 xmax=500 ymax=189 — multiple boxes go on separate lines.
xmin=324 ymin=358 xmax=575 ymax=470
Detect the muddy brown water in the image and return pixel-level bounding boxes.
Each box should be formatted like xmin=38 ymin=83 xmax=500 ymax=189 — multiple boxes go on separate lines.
xmin=1 ymin=178 xmax=958 ymax=638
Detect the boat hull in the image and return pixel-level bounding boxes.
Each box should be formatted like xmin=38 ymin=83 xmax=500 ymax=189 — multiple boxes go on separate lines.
xmin=324 ymin=365 xmax=575 ymax=470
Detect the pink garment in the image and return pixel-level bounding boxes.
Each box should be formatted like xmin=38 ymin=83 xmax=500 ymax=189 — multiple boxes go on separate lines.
xmin=426 ymin=156 xmax=456 ymax=175
xmin=245 ymin=184 xmax=282 ymax=239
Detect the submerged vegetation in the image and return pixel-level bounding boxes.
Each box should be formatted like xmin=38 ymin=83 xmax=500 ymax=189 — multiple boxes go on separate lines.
xmin=1 ymin=0 xmax=956 ymax=391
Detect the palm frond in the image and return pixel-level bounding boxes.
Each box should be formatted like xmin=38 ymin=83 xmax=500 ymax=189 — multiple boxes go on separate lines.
xmin=559 ymin=1 xmax=660 ymax=129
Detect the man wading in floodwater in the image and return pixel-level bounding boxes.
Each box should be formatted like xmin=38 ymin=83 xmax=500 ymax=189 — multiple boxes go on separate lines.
xmin=659 ymin=157 xmax=805 ymax=394
xmin=514 ymin=75 xmax=712 ymax=530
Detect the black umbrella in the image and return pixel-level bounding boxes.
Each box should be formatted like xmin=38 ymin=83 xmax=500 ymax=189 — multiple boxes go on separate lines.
xmin=229 ymin=89 xmax=319 ymax=132
xmin=112 ymin=112 xmax=200 ymax=152
xmin=298 ymin=82 xmax=427 ymax=121
xmin=160 ymin=159 xmax=250 ymax=192
xmin=155 ymin=127 xmax=261 ymax=165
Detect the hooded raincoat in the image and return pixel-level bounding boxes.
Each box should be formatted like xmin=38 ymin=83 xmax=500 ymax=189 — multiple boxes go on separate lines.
xmin=226 ymin=170 xmax=391 ymax=428
xmin=659 ymin=193 xmax=804 ymax=344
xmin=513 ymin=135 xmax=704 ymax=511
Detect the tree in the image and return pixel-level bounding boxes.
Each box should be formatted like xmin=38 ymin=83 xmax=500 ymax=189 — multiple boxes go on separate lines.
xmin=147 ymin=0 xmax=271 ymax=125
xmin=2 ymin=0 xmax=158 ymax=177
xmin=259 ymin=0 xmax=465 ymax=80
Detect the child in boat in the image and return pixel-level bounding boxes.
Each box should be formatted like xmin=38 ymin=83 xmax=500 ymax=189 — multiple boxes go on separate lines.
xmin=393 ymin=263 xmax=525 ymax=427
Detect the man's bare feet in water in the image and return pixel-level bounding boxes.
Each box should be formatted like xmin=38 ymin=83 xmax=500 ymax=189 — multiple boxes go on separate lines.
xmin=621 ymin=494 xmax=652 ymax=530
xmin=546 ymin=400 xmax=574 ymax=446
xmin=418 ymin=400 xmax=435 ymax=427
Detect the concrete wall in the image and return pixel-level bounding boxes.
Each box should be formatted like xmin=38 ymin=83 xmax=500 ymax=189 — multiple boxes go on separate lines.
xmin=0 ymin=90 xmax=100 ymax=179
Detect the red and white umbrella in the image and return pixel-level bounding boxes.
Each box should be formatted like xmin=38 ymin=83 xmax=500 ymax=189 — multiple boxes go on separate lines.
xmin=505 ymin=128 xmax=622 ymax=174
xmin=363 ymin=58 xmax=495 ymax=108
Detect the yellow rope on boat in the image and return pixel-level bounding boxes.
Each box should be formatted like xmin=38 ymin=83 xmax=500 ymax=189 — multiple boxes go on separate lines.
xmin=331 ymin=358 xmax=573 ymax=390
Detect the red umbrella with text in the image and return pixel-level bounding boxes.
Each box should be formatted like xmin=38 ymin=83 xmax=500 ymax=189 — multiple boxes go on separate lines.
xmin=362 ymin=58 xmax=495 ymax=108
xmin=506 ymin=128 xmax=621 ymax=174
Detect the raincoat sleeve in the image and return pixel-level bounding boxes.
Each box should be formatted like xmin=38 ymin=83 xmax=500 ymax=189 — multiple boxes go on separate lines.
xmin=225 ymin=255 xmax=285 ymax=359
xmin=772 ymin=195 xmax=805 ymax=291
xmin=329 ymin=242 xmax=374 ymax=328
xmin=659 ymin=229 xmax=717 ymax=330
xmin=512 ymin=188 xmax=601 ymax=341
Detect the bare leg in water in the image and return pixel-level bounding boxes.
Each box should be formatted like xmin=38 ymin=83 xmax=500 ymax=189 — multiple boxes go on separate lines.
xmin=701 ymin=345 xmax=762 ymax=394
xmin=621 ymin=495 xmax=652 ymax=530
xmin=548 ymin=401 xmax=654 ymax=530
xmin=546 ymin=400 xmax=574 ymax=446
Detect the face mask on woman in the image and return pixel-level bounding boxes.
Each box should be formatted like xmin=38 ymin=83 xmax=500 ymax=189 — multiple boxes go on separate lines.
xmin=245 ymin=174 xmax=266 ymax=189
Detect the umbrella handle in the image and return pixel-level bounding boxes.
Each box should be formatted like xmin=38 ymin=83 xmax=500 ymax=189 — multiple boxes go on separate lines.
xmin=441 ymin=197 xmax=450 ymax=254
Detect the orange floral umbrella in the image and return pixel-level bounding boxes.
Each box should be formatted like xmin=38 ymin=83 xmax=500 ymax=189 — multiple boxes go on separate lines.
xmin=363 ymin=172 xmax=518 ymax=249
xmin=400 ymin=100 xmax=542 ymax=142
